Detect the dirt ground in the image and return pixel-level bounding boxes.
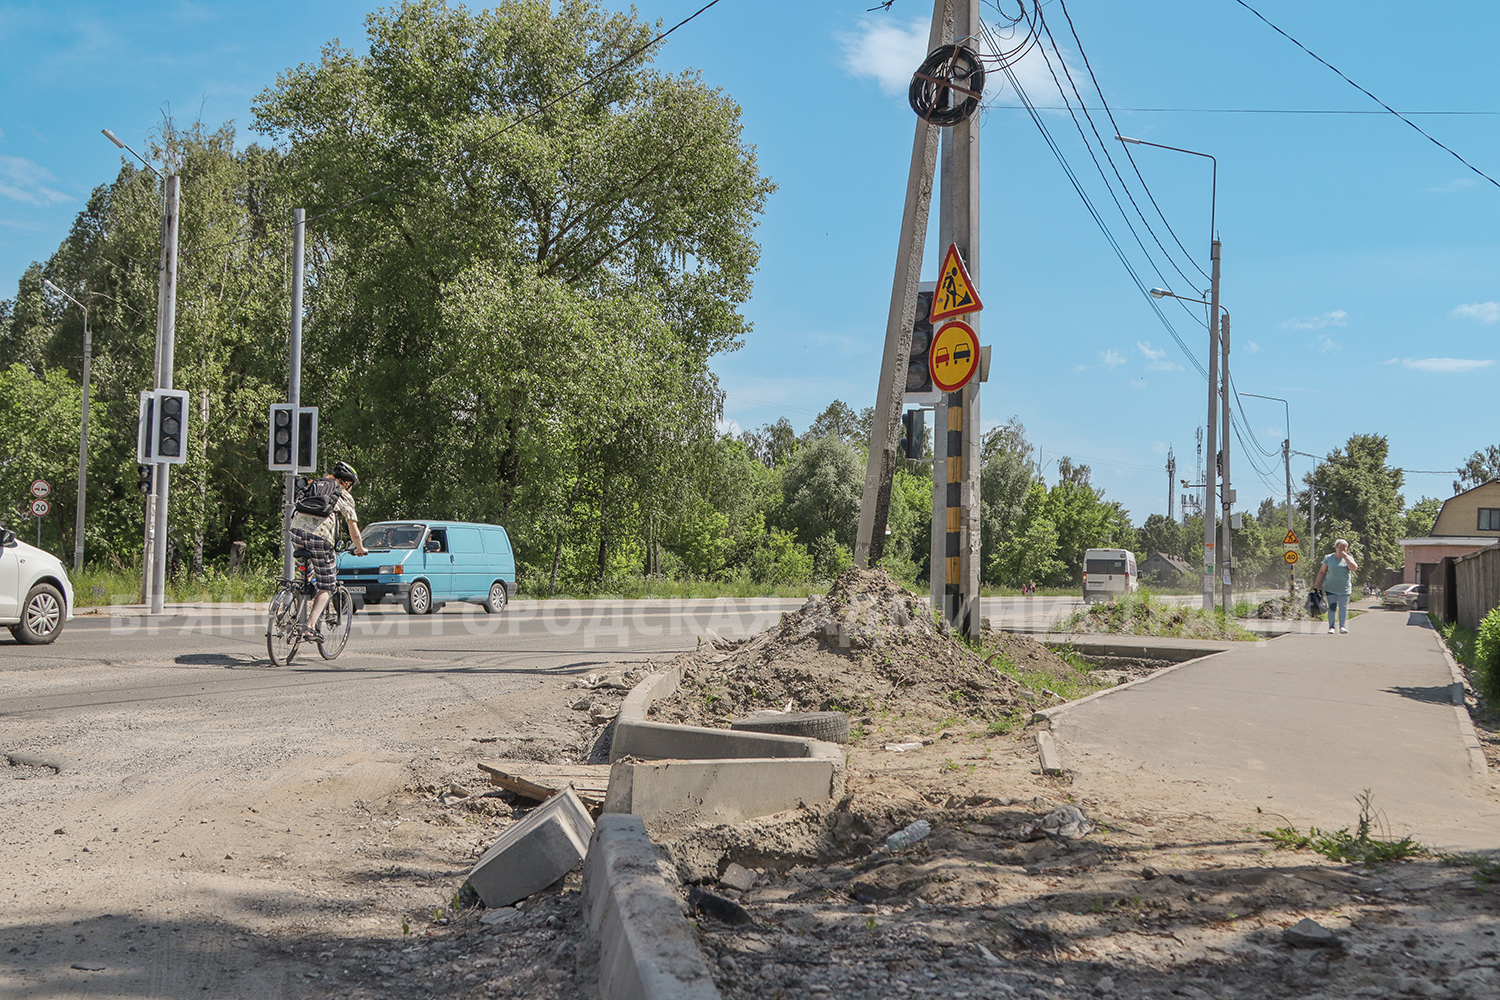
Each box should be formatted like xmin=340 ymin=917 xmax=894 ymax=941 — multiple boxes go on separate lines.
xmin=4 ymin=572 xmax=1496 ymax=1000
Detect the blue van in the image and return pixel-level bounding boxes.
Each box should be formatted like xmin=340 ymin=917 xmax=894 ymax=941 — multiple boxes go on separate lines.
xmin=336 ymin=520 xmax=516 ymax=615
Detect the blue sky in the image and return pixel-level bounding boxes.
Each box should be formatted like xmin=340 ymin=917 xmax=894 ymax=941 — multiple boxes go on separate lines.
xmin=3 ymin=0 xmax=1499 ymax=525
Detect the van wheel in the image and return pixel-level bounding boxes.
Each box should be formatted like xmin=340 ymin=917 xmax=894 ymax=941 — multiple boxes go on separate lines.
xmin=485 ymin=582 xmax=508 ymax=614
xmin=405 ymin=580 xmax=433 ymax=615
xmin=14 ymin=583 xmax=65 ymax=644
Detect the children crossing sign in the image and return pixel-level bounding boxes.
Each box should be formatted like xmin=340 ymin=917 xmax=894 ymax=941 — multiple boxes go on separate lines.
xmin=929 ymin=243 xmax=983 ymax=323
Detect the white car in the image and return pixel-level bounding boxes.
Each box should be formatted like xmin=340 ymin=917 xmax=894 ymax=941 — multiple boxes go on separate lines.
xmin=1 ymin=527 xmax=74 ymax=644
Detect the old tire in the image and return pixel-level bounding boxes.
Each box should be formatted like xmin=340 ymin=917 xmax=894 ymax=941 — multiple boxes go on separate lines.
xmin=484 ymin=581 xmax=508 ymax=614
xmin=730 ymin=711 xmax=850 ymax=744
xmin=405 ymin=579 xmax=433 ymax=615
xmin=13 ymin=582 xmax=65 ymax=644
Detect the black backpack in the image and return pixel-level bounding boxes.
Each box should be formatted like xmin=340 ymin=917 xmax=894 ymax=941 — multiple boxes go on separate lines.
xmin=294 ymin=477 xmax=344 ymax=517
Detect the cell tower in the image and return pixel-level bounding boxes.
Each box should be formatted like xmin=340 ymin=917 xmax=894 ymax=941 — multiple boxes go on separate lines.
xmin=1166 ymin=446 xmax=1176 ymax=522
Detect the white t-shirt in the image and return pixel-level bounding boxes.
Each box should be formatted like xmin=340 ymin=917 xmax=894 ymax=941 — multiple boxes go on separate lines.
xmin=290 ymin=482 xmax=358 ymax=544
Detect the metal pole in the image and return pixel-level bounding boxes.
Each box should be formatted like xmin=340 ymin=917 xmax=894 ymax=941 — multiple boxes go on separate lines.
xmin=149 ymin=174 xmax=180 ymax=615
xmin=141 ymin=181 xmax=169 ymax=606
xmin=855 ymin=0 xmax=951 ymax=571
xmin=1220 ymin=310 xmax=1232 ymax=613
xmin=73 ymin=309 xmax=90 ymax=574
xmin=1204 ymin=240 xmax=1221 ymax=610
xmin=283 ymin=208 xmax=306 ymax=581
xmin=1285 ymin=439 xmax=1294 ymax=597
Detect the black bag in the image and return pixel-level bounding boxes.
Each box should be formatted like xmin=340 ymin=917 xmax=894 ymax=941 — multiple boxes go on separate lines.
xmin=1305 ymin=589 xmax=1327 ymax=616
xmin=294 ymin=477 xmax=344 ymax=517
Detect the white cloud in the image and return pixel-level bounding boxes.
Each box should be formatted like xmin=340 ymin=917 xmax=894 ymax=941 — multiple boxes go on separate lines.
xmin=1397 ymin=357 xmax=1495 ymax=373
xmin=1100 ymin=349 xmax=1125 ymax=368
xmin=0 ymin=155 xmax=71 ymax=207
xmin=1450 ymin=301 xmax=1500 ymax=324
xmin=1429 ymin=178 xmax=1478 ymax=194
xmin=1243 ymin=340 xmax=1261 ymax=354
xmin=1315 ymin=334 xmax=1341 ymax=354
xmin=837 ymin=15 xmax=1076 ymax=105
xmin=838 ymin=17 xmax=929 ymax=95
xmin=1150 ymin=441 xmax=1169 ymax=455
xmin=1279 ymin=310 xmax=1347 ymax=331
xmin=1136 ymin=340 xmax=1181 ymax=371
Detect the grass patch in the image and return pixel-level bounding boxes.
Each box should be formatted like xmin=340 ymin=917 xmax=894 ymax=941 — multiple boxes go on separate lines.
xmin=1258 ymin=790 xmax=1427 ymax=866
xmin=516 ymin=577 xmax=830 ymax=600
xmin=1055 ymin=591 xmax=1258 ymax=641
xmin=71 ymin=564 xmax=279 ymax=605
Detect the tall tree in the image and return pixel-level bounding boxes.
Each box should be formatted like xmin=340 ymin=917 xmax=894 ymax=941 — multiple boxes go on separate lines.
xmin=1300 ymin=434 xmax=1405 ymax=587
xmin=250 ymin=0 xmax=772 ymax=581
xmin=1455 ymin=445 xmax=1500 ymax=493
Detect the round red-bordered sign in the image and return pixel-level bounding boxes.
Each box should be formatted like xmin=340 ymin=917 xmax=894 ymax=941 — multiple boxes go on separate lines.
xmin=30 ymin=498 xmax=49 ymax=517
xmin=929 ymin=320 xmax=980 ymax=393
xmin=30 ymin=479 xmax=50 ymax=499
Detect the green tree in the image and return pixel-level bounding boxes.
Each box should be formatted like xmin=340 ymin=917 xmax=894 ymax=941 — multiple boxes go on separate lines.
xmin=979 ymin=416 xmax=1037 ymax=583
xmin=1403 ymin=496 xmax=1442 ymax=538
xmin=1455 ymin=445 xmax=1500 ymax=493
xmin=251 ymin=0 xmax=772 ymax=583
xmin=805 ymin=400 xmax=862 ymax=446
xmin=778 ymin=435 xmax=863 ymax=549
xmin=1301 ymin=434 xmax=1404 ymax=587
xmin=1136 ymin=513 xmax=1181 ymax=560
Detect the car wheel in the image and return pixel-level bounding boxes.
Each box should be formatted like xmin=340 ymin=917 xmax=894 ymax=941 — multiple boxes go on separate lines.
xmin=484 ymin=582 xmax=508 ymax=614
xmin=405 ymin=580 xmax=433 ymax=615
xmin=14 ymin=582 xmax=65 ymax=644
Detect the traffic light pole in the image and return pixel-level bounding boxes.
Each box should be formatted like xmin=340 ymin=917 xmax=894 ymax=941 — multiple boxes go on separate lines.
xmin=282 ymin=208 xmax=306 ymax=582
xmin=854 ymin=0 xmax=950 ymax=571
xmin=148 ymin=174 xmax=180 ymax=615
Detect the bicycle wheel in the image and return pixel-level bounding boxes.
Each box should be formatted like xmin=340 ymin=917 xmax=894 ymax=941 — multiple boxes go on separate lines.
xmin=318 ymin=586 xmax=353 ymax=660
xmin=266 ymin=584 xmax=303 ymax=666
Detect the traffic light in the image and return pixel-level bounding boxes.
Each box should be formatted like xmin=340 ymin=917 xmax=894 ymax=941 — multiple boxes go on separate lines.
xmin=900 ymin=409 xmax=925 ymax=460
xmin=137 ymin=464 xmax=153 ymax=495
xmin=137 ymin=389 xmax=189 ymax=465
xmin=153 ymin=390 xmax=189 ymax=462
xmin=906 ymin=288 xmax=935 ymax=395
xmin=268 ymin=404 xmax=319 ymax=472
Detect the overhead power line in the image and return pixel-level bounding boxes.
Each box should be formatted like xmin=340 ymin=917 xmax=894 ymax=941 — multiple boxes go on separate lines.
xmin=989 ymin=106 xmax=1500 ymax=116
xmin=1231 ymin=0 xmax=1500 ymax=191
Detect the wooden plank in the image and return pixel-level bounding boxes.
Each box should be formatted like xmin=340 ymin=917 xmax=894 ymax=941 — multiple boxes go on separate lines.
xmin=475 ymin=760 xmax=609 ymax=817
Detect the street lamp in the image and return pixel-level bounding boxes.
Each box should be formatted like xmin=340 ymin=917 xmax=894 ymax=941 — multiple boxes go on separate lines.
xmin=1243 ymin=393 xmax=1295 ymax=598
xmin=104 ymin=126 xmax=180 ymax=613
xmin=42 ymin=279 xmax=92 ymax=574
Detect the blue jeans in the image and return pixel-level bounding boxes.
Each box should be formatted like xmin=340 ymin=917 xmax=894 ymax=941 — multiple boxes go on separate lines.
xmin=1326 ymin=592 xmax=1348 ymax=629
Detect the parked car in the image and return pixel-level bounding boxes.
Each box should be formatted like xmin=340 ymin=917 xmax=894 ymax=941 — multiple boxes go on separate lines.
xmin=0 ymin=527 xmax=74 ymax=644
xmin=1381 ymin=583 xmax=1420 ymax=609
xmin=1404 ymin=584 xmax=1429 ymax=611
xmin=336 ymin=520 xmax=515 ymax=615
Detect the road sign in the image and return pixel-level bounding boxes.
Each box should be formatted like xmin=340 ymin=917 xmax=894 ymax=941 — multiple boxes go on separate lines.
xmin=929 ymin=243 xmax=983 ymax=323
xmin=30 ymin=480 xmax=50 ymax=499
xmin=30 ymin=499 xmax=49 ymax=517
xmin=1282 ymin=529 xmax=1299 ymax=546
xmin=928 ymin=321 xmax=979 ymax=393
xmin=1284 ymin=550 xmax=1298 ymax=565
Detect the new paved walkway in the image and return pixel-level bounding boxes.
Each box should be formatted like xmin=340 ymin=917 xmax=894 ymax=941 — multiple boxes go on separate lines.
xmin=1049 ymin=604 xmax=1500 ymax=853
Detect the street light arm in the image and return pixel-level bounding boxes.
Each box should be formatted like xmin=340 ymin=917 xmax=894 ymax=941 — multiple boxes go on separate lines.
xmin=1115 ymin=135 xmax=1217 ymax=249
xmin=42 ymin=279 xmax=85 ymax=312
xmin=101 ymin=129 xmax=163 ymax=181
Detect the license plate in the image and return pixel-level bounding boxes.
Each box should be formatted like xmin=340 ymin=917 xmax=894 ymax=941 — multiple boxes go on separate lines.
xmin=343 ymin=585 xmax=366 ymax=594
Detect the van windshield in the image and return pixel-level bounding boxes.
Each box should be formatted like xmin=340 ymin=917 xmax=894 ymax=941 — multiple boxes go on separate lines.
xmin=1086 ymin=558 xmax=1127 ymax=575
xmin=361 ymin=523 xmax=425 ymax=550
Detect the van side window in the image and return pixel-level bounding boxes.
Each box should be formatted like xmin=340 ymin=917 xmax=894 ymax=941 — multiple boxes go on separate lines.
xmin=427 ymin=529 xmax=449 ymax=553
xmin=448 ymin=527 xmax=482 ymax=553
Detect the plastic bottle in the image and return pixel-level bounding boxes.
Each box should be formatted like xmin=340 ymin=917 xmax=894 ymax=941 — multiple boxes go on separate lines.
xmin=885 ymin=819 xmax=931 ymax=852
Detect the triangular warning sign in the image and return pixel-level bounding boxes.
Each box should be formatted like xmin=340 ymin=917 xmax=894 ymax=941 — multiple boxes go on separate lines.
xmin=1283 ymin=530 xmax=1299 ymax=545
xmin=929 ymin=243 xmax=983 ymax=323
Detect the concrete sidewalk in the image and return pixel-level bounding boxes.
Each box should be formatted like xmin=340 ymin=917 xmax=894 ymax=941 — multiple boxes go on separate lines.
xmin=1049 ymin=606 xmax=1500 ymax=853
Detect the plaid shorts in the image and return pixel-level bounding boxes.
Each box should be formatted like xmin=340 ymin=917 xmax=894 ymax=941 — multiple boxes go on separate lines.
xmin=290 ymin=529 xmax=338 ymax=593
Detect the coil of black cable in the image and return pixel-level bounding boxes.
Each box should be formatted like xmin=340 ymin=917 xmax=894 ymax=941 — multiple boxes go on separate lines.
xmin=908 ymin=44 xmax=985 ymax=126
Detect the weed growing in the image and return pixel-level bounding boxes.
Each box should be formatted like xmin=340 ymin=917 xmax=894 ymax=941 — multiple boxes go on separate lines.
xmin=1056 ymin=592 xmax=1258 ymax=641
xmin=1259 ymin=790 xmax=1427 ymax=866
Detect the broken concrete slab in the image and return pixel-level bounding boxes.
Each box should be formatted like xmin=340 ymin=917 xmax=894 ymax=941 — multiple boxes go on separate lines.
xmin=1035 ymin=729 xmax=1064 ymax=775
xmin=1283 ymin=917 xmax=1343 ymax=949
xmin=603 ymin=754 xmax=841 ymax=832
xmin=582 ymin=814 xmax=721 ymax=1000
xmin=467 ymin=786 xmax=594 ymax=908
xmin=718 ymin=862 xmax=757 ymax=893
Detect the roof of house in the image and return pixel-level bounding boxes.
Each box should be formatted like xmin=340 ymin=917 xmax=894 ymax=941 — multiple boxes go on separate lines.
xmin=1143 ymin=552 xmax=1191 ymax=572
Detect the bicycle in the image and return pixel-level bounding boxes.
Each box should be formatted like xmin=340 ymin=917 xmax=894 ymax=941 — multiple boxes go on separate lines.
xmin=266 ymin=546 xmax=353 ymax=666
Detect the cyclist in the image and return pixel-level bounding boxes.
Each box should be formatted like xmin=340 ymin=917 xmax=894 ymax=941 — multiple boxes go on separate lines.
xmin=288 ymin=460 xmax=367 ymax=642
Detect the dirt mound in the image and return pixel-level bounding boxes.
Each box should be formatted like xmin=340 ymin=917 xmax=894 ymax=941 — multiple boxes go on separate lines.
xmin=650 ymin=568 xmax=1046 ymax=740
xmin=1251 ymin=594 xmax=1313 ymax=620
xmin=1057 ymin=594 xmax=1256 ymax=640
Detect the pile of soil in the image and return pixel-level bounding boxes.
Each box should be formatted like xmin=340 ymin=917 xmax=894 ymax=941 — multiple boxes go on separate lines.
xmin=1058 ymin=596 xmax=1255 ymax=640
xmin=1251 ymin=594 xmax=1315 ymax=620
xmin=649 ymin=569 xmax=1069 ymax=741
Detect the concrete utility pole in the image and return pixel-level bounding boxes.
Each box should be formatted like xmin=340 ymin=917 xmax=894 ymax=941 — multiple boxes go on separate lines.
xmin=1204 ymin=240 xmax=1221 ymax=610
xmin=1166 ymin=446 xmax=1176 ymax=523
xmin=1219 ymin=311 xmax=1233 ymax=613
xmin=855 ymin=0 xmax=951 ymax=572
xmin=148 ymin=174 xmax=180 ymax=615
xmin=939 ymin=0 xmax=982 ymax=639
xmin=282 ymin=208 xmax=307 ymax=581
xmin=1285 ymin=439 xmax=1294 ymax=596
